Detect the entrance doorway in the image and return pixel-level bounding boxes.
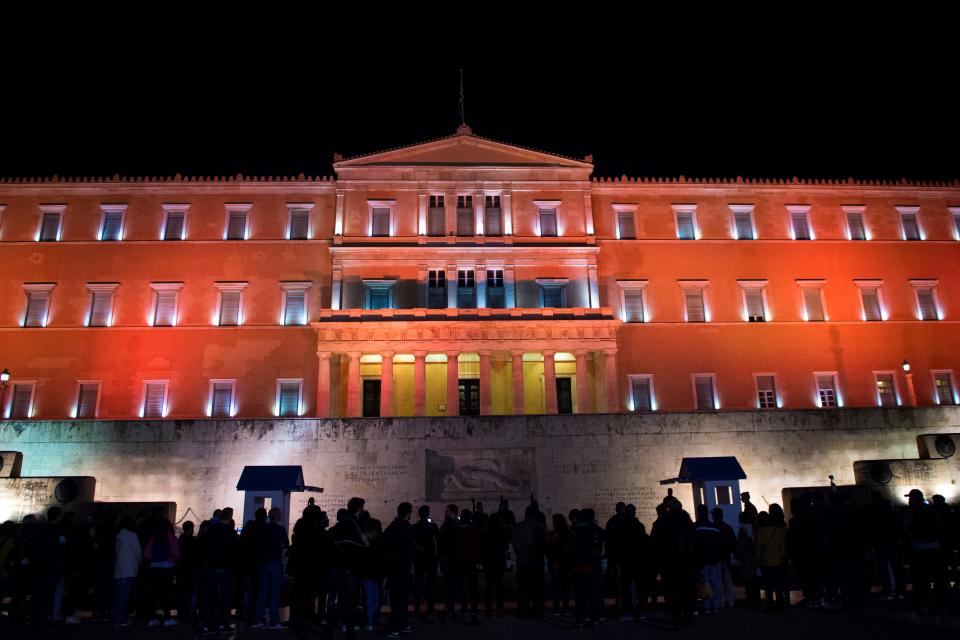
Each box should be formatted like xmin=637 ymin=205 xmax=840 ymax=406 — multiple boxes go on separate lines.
xmin=362 ymin=379 xmax=381 ymax=417
xmin=459 ymin=379 xmax=480 ymax=415
xmin=557 ymin=377 xmax=573 ymax=414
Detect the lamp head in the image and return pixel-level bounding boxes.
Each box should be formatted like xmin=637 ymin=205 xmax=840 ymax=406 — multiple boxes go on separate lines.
xmin=0 ymin=369 xmax=9 ymax=384
xmin=902 ymin=359 xmax=911 ymax=373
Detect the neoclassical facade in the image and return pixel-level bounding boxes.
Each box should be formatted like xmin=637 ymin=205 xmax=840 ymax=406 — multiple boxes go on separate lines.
xmin=1 ymin=127 xmax=959 ymax=421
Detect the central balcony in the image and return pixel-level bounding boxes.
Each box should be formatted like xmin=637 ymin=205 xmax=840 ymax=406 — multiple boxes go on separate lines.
xmin=317 ymin=306 xmax=615 ymax=322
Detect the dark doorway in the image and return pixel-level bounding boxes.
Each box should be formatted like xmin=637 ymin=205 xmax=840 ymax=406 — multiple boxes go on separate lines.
xmin=556 ymin=377 xmax=573 ymax=414
xmin=459 ymin=379 xmax=480 ymax=415
xmin=362 ymin=379 xmax=381 ymax=417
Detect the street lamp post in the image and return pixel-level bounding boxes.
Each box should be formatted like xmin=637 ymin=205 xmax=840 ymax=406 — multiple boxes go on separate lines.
xmin=0 ymin=369 xmax=9 ymax=419
xmin=902 ymin=359 xmax=917 ymax=407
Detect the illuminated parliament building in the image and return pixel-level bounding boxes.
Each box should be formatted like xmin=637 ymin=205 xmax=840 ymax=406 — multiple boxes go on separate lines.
xmin=2 ymin=126 xmax=960 ymax=424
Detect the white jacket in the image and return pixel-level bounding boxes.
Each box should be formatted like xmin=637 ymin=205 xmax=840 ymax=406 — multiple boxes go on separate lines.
xmin=114 ymin=529 xmax=142 ymax=579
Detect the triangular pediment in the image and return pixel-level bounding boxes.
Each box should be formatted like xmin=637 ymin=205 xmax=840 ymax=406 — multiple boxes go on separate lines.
xmin=334 ymin=130 xmax=592 ymax=170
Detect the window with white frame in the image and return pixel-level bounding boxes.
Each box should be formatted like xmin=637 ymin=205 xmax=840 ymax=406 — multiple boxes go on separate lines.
xmin=951 ymin=207 xmax=960 ymax=240
xmin=843 ymin=206 xmax=866 ymax=240
xmin=755 ymin=374 xmax=777 ymax=409
xmin=225 ymin=205 xmax=250 ymax=240
xmin=23 ymin=283 xmax=55 ymax=327
xmin=673 ymin=205 xmax=697 ymax=240
xmin=38 ymin=206 xmax=64 ymax=241
xmin=629 ymin=374 xmax=654 ymax=411
xmin=209 ymin=380 xmax=236 ymax=417
xmin=731 ymin=204 xmax=755 ymax=240
xmin=368 ymin=200 xmax=394 ymax=237
xmin=141 ymin=380 xmax=168 ymax=418
xmin=280 ymin=282 xmax=309 ymax=326
xmin=75 ymin=381 xmax=100 ymax=419
xmin=897 ymin=206 xmax=921 ymax=241
xmin=788 ymin=205 xmax=811 ymax=240
xmin=798 ymin=280 xmax=826 ymax=321
xmin=874 ymin=373 xmax=898 ymax=407
xmin=538 ymin=206 xmax=559 ymax=237
xmin=933 ymin=371 xmax=957 ymax=405
xmin=428 ymin=195 xmax=445 ymax=236
xmin=456 ymin=195 xmax=474 ymax=236
xmin=215 ymin=282 xmax=247 ymax=326
xmin=162 ymin=205 xmax=188 ymax=240
xmin=911 ymin=279 xmax=940 ymax=320
xmin=816 ymin=373 xmax=839 ymax=408
xmin=613 ymin=205 xmax=637 ymax=239
xmin=277 ymin=379 xmax=303 ymax=417
xmin=855 ymin=280 xmax=883 ymax=321
xmin=484 ymin=195 xmax=502 ymax=236
xmin=364 ymin=279 xmax=396 ymax=310
xmin=457 ymin=269 xmax=476 ymax=309
xmin=287 ymin=204 xmax=311 ymax=240
xmin=617 ymin=280 xmax=647 ymax=323
xmin=150 ymin=282 xmax=182 ymax=326
xmin=86 ymin=283 xmax=118 ymax=327
xmin=693 ymin=375 xmax=717 ymax=410
xmin=427 ymin=270 xmax=447 ymax=309
xmin=738 ymin=280 xmax=768 ymax=322
xmin=6 ymin=381 xmax=36 ymax=419
xmin=486 ymin=269 xmax=505 ymax=308
xmin=99 ymin=205 xmax=126 ymax=241
xmin=680 ymin=281 xmax=708 ymax=322
xmin=536 ymin=278 xmax=568 ymax=308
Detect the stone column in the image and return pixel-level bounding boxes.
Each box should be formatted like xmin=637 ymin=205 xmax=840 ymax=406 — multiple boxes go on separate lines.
xmin=446 ymin=264 xmax=458 ymax=309
xmin=479 ymin=351 xmax=492 ymax=415
xmin=417 ymin=191 xmax=428 ymax=237
xmin=502 ymin=191 xmax=513 ymax=236
xmin=511 ymin=350 xmax=525 ymax=415
xmin=346 ymin=352 xmax=361 ymax=417
xmin=587 ymin=264 xmax=600 ymax=309
xmin=604 ymin=348 xmax=621 ymax=413
xmin=334 ymin=188 xmax=345 ymax=235
xmin=317 ymin=351 xmax=332 ymax=418
xmin=543 ymin=350 xmax=558 ymax=414
xmin=413 ymin=351 xmax=427 ymax=416
xmin=380 ymin=351 xmax=394 ymax=417
xmin=583 ymin=189 xmax=595 ymax=236
xmin=331 ymin=264 xmax=343 ymax=310
xmin=574 ymin=350 xmax=590 ymax=414
xmin=446 ymin=351 xmax=460 ymax=416
xmin=475 ymin=189 xmax=485 ymax=235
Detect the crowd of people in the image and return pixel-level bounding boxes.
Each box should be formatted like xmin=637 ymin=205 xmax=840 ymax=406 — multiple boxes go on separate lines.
xmin=0 ymin=487 xmax=956 ymax=634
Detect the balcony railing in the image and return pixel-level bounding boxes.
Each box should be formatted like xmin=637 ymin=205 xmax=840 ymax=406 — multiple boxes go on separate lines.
xmin=316 ymin=307 xmax=615 ymax=322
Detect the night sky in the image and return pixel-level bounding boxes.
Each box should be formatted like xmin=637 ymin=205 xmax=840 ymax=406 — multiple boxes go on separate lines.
xmin=2 ymin=4 xmax=957 ymax=181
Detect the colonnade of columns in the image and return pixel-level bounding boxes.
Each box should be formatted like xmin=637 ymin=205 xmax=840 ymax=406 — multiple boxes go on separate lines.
xmin=315 ymin=348 xmax=620 ymax=418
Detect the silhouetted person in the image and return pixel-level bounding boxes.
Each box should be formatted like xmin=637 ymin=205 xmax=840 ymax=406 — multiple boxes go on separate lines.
xmin=411 ymin=505 xmax=439 ymax=620
xmin=252 ymin=507 xmax=289 ymax=629
xmin=786 ymin=495 xmax=820 ymax=606
xmin=328 ymin=498 xmax=368 ymax=639
xmin=176 ymin=520 xmax=198 ymax=625
xmin=359 ymin=510 xmax=384 ymax=631
xmin=546 ymin=513 xmax=571 ymax=616
xmin=144 ymin=519 xmax=180 ymax=626
xmin=512 ymin=503 xmax=548 ymax=619
xmin=604 ymin=502 xmax=627 ymax=617
xmin=904 ymin=489 xmax=946 ymax=613
xmin=383 ymin=502 xmax=415 ymax=638
xmin=199 ymin=508 xmax=239 ymax=633
xmin=620 ymin=504 xmax=651 ymax=621
xmin=735 ymin=511 xmax=760 ymax=607
xmin=113 ymin=515 xmax=141 ymax=627
xmin=693 ymin=504 xmax=723 ymax=613
xmin=438 ymin=504 xmax=459 ymax=623
xmin=570 ymin=508 xmax=603 ymax=628
xmin=756 ymin=506 xmax=788 ymax=612
xmin=712 ymin=507 xmax=737 ymax=608
xmin=741 ymin=492 xmax=758 ymax=527
xmin=482 ymin=501 xmax=511 ymax=617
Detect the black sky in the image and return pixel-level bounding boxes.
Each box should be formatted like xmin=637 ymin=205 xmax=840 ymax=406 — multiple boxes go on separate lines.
xmin=1 ymin=3 xmax=957 ymax=181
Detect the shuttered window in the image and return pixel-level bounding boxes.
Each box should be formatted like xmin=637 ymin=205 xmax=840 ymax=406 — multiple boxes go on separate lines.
xmin=900 ymin=212 xmax=921 ymax=240
xmin=791 ymin=212 xmax=811 ymax=239
xmin=756 ymin=375 xmax=776 ymax=409
xmin=428 ymin=195 xmax=445 ymax=236
xmin=218 ymin=290 xmax=242 ymax=326
xmin=630 ymin=377 xmax=652 ymax=411
xmin=100 ymin=211 xmax=123 ymax=241
xmin=457 ymin=270 xmax=476 ymax=309
xmin=364 ymin=282 xmax=393 ymax=310
xmin=164 ymin=212 xmax=185 ymax=240
xmin=153 ymin=289 xmax=178 ymax=326
xmin=541 ymin=284 xmax=565 ymax=308
xmin=847 ymin=212 xmax=866 ymax=240
xmin=76 ymin=383 xmax=100 ymax=418
xmin=860 ymin=287 xmax=882 ymax=321
xmin=39 ymin=212 xmax=61 ymax=241
xmin=744 ymin=288 xmax=765 ymax=322
xmin=283 ymin=289 xmax=307 ymax=326
xmin=226 ymin=211 xmax=247 ymax=240
xmin=486 ymin=270 xmax=504 ymax=308
xmin=954 ymin=212 xmax=960 ymax=240
xmin=802 ymin=287 xmax=825 ymax=321
xmin=916 ymin=287 xmax=938 ymax=320
xmin=427 ymin=270 xmax=446 ymax=309
xmin=24 ymin=289 xmax=51 ymax=327
xmin=288 ymin=209 xmax=309 ymax=240
xmin=484 ymin=196 xmax=502 ymax=236
xmin=935 ymin=372 xmax=956 ymax=405
xmin=734 ymin=211 xmax=754 ymax=239
xmin=456 ymin=196 xmax=474 ymax=236
xmin=694 ymin=376 xmax=716 ymax=410
xmin=623 ymin=289 xmax=645 ymax=323
xmin=210 ymin=381 xmax=234 ymax=417
xmin=817 ymin=374 xmax=838 ymax=408
xmin=142 ymin=382 xmax=167 ymax=418
xmin=617 ymin=211 xmax=636 ymax=239
xmin=9 ymin=383 xmax=35 ymax=418
xmin=875 ymin=374 xmax=897 ymax=407
xmin=371 ymin=208 xmax=391 ymax=237
xmin=87 ymin=289 xmax=114 ymax=327
xmin=278 ymin=380 xmax=301 ymax=417
xmin=676 ymin=212 xmax=696 ymax=240
xmin=684 ymin=289 xmax=705 ymax=322
xmin=539 ymin=209 xmax=558 ymax=237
